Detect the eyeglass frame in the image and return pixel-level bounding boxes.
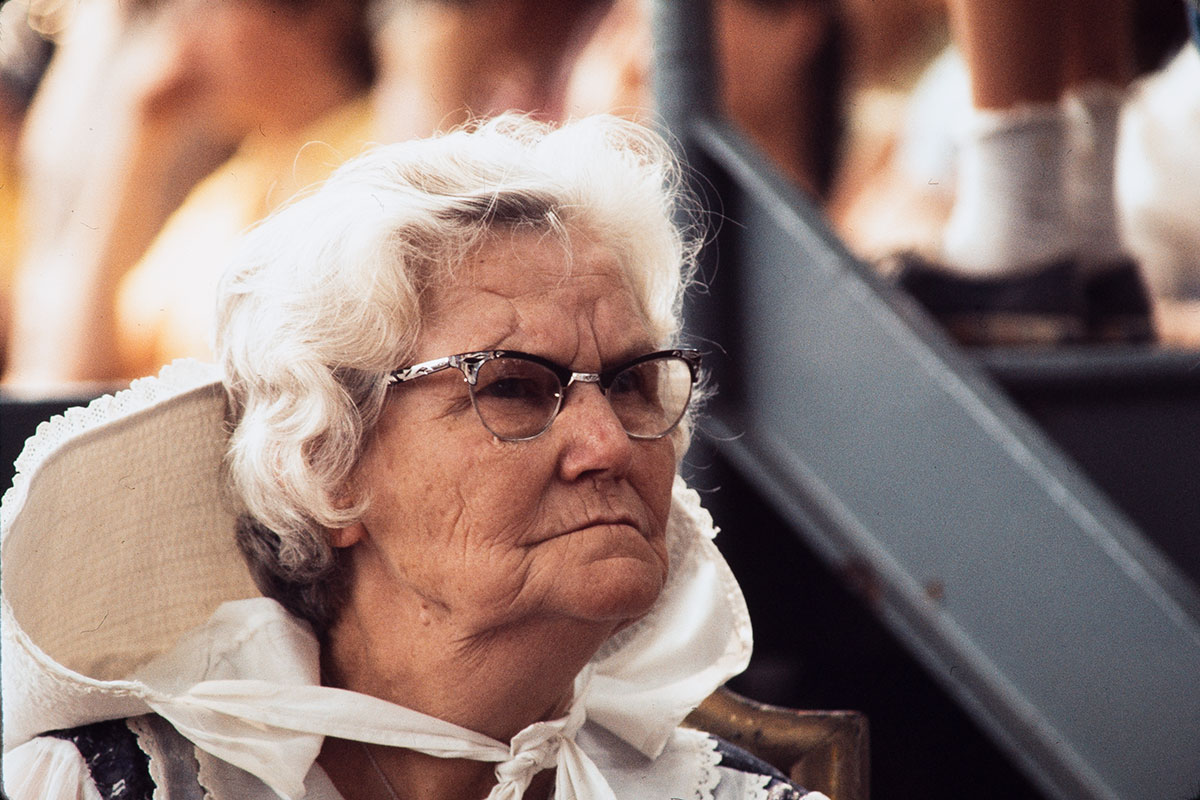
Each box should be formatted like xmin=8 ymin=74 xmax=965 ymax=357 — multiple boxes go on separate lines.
xmin=386 ymin=348 xmax=702 ymax=441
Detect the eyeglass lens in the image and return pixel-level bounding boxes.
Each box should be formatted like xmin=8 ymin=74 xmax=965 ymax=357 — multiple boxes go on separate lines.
xmin=469 ymin=355 xmax=694 ymax=441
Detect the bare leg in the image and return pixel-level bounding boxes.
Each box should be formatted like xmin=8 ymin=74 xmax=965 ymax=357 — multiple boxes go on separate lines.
xmin=947 ymin=0 xmax=1066 ymax=110
xmin=715 ymin=0 xmax=833 ymax=196
xmin=1062 ymin=0 xmax=1133 ymax=90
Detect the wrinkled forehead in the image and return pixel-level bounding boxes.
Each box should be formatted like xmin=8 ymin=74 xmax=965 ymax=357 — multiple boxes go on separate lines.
xmin=416 ymin=229 xmax=655 ymax=358
xmin=428 ymin=226 xmax=645 ymax=311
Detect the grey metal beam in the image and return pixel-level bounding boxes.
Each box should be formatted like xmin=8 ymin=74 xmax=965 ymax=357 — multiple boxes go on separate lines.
xmin=649 ymin=0 xmax=717 ymax=137
xmin=707 ymin=114 xmax=1200 ymax=800
xmin=651 ymin=3 xmax=1200 ymax=798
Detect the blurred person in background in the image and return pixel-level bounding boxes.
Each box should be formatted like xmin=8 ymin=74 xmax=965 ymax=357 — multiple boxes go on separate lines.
xmin=4 ymin=0 xmax=374 ymax=390
xmin=6 ymin=0 xmax=849 ymax=390
xmin=568 ymin=0 xmax=845 ymax=199
xmin=0 ymin=0 xmax=55 ymax=374
xmin=1117 ymin=1 xmax=1200 ymax=344
xmin=2 ymin=0 xmax=621 ymax=390
xmin=825 ymin=0 xmax=955 ymax=263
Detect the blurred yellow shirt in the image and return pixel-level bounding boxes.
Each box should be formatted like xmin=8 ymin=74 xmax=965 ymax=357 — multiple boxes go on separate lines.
xmin=116 ymin=97 xmax=374 ymax=377
xmin=1 ymin=145 xmax=21 ymax=374
xmin=1 ymin=147 xmax=21 ymax=300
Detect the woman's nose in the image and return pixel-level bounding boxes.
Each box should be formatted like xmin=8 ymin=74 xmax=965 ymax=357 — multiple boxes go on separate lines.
xmin=554 ymin=384 xmax=635 ymax=481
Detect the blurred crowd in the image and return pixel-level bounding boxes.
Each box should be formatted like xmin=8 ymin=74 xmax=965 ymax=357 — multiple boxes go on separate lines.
xmin=0 ymin=0 xmax=1197 ymax=393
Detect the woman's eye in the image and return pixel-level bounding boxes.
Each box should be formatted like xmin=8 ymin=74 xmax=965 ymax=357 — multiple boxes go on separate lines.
xmin=477 ymin=376 xmax=542 ymax=400
xmin=610 ymin=365 xmax=651 ymax=398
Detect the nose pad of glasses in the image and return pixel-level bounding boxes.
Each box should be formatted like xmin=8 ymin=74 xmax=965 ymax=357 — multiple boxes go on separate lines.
xmin=565 ymin=380 xmax=631 ymax=432
xmin=556 ymin=373 xmax=615 ymax=427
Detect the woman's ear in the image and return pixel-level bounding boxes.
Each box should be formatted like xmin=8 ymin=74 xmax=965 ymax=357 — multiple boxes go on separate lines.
xmin=328 ymin=521 xmax=366 ymax=548
xmin=328 ymin=471 xmax=367 ymax=549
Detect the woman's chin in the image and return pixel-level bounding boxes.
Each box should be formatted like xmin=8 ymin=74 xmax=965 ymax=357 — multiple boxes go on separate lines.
xmin=556 ymin=557 xmax=667 ymax=625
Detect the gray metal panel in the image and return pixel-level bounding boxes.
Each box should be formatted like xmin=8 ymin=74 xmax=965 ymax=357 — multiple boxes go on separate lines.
xmin=689 ymin=118 xmax=1200 ymax=800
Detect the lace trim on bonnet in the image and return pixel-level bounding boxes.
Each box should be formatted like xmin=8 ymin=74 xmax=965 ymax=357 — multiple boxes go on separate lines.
xmin=692 ymin=731 xmax=725 ymax=800
xmin=1 ymin=359 xmax=222 ymax=529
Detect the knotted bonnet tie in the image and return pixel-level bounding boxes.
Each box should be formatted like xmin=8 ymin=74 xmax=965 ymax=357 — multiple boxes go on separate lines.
xmin=490 ymin=672 xmax=613 ymax=800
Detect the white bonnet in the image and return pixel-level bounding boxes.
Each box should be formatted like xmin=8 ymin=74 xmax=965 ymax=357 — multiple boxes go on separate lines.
xmin=2 ymin=361 xmax=257 ymax=747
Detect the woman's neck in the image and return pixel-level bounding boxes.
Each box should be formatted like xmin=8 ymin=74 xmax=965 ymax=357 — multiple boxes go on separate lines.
xmin=320 ymin=738 xmax=557 ymax=800
xmin=318 ymin=577 xmax=615 ymax=800
xmin=323 ymin=600 xmax=606 ymax=737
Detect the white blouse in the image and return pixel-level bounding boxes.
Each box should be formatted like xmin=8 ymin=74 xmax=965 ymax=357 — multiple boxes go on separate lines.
xmin=6 ymin=721 xmax=816 ymax=800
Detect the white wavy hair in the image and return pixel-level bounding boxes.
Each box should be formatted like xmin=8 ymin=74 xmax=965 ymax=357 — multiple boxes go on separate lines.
xmin=215 ymin=114 xmax=701 ymax=628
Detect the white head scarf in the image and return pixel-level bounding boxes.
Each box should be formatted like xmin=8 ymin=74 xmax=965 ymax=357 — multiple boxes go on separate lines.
xmin=2 ymin=359 xmax=753 ymax=799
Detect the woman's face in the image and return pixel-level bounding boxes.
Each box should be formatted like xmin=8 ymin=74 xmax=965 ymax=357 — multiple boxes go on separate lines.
xmin=340 ymin=231 xmax=676 ymax=643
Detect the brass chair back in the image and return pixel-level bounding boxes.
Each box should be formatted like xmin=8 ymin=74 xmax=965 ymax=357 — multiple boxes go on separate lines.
xmin=685 ymin=687 xmax=869 ymax=800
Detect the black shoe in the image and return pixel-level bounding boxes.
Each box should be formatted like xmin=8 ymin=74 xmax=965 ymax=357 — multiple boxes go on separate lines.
xmin=890 ymin=252 xmax=1084 ymax=347
xmin=1083 ymin=258 xmax=1155 ymax=344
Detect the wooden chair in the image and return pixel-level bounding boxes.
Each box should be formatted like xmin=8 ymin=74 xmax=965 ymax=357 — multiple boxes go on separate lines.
xmin=685 ymin=687 xmax=869 ymax=800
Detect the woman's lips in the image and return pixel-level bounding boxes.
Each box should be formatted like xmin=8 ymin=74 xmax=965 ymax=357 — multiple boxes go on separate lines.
xmin=560 ymin=516 xmax=643 ymax=537
xmin=581 ymin=515 xmax=638 ymax=528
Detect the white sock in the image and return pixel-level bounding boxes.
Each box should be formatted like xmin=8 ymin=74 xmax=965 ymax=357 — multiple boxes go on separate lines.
xmin=941 ymin=103 xmax=1074 ymax=277
xmin=1065 ymin=83 xmax=1128 ymax=272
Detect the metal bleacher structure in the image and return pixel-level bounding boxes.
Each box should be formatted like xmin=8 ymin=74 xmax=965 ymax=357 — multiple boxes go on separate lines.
xmin=651 ymin=2 xmax=1200 ymax=800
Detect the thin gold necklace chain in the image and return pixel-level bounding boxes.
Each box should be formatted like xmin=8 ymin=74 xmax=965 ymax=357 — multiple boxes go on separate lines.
xmin=360 ymin=741 xmax=403 ymax=800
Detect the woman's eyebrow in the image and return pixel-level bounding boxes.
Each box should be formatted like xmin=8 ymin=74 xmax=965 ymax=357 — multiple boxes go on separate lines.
xmin=605 ymin=341 xmax=662 ymax=368
xmin=470 ymin=335 xmax=661 ymax=369
xmin=535 ymin=344 xmax=661 ymax=371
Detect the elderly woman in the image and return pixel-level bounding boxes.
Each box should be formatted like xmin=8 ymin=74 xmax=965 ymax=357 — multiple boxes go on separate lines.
xmin=1 ymin=116 xmax=822 ymax=800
